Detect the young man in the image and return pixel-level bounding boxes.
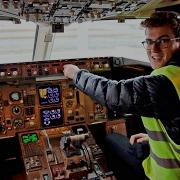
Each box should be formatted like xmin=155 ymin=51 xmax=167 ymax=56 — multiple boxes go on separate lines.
xmin=63 ymin=11 xmax=180 ymax=180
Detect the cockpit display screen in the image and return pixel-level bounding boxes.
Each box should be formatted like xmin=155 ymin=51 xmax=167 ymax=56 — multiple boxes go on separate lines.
xmin=40 ymin=107 xmax=63 ymax=128
xmin=38 ymin=85 xmax=60 ymax=105
xmin=21 ymin=133 xmax=38 ymax=144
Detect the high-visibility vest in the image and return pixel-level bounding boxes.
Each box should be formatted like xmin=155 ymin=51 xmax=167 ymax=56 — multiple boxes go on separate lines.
xmin=142 ymin=65 xmax=180 ymax=180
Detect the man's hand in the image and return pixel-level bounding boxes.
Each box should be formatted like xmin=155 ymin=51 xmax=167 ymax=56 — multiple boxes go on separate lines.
xmin=63 ymin=64 xmax=80 ymax=79
xmin=129 ymin=133 xmax=149 ymax=145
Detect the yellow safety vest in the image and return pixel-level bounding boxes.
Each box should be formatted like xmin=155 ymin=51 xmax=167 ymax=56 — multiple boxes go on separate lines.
xmin=142 ymin=65 xmax=180 ymax=180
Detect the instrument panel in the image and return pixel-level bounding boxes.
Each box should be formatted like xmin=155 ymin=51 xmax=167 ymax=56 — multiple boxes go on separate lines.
xmin=0 ymin=57 xmax=112 ymax=138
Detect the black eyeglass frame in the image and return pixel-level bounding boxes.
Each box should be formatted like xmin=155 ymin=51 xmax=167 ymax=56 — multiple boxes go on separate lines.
xmin=141 ymin=37 xmax=180 ymax=50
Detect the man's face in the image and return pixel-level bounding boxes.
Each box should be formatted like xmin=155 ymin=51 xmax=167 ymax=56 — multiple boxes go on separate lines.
xmin=145 ymin=25 xmax=179 ymax=69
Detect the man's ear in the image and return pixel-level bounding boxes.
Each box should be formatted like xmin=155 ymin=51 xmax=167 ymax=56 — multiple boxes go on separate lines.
xmin=178 ymin=41 xmax=180 ymax=50
xmin=176 ymin=39 xmax=180 ymax=50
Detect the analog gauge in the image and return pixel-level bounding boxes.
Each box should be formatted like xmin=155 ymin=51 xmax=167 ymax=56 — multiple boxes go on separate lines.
xmin=10 ymin=92 xmax=21 ymax=101
xmin=66 ymin=100 xmax=73 ymax=108
xmin=13 ymin=119 xmax=23 ymax=128
xmin=12 ymin=106 xmax=22 ymax=115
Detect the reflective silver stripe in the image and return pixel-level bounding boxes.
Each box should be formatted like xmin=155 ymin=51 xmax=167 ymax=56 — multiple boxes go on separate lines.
xmin=171 ymin=143 xmax=180 ymax=153
xmin=146 ymin=128 xmax=180 ymax=153
xmin=145 ymin=128 xmax=167 ymax=141
xmin=151 ymin=150 xmax=180 ymax=169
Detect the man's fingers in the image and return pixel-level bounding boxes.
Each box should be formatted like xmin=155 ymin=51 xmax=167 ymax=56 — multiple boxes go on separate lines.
xmin=130 ymin=133 xmax=149 ymax=145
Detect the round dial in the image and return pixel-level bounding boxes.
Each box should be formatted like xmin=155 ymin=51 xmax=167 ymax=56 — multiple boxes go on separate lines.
xmin=10 ymin=92 xmax=21 ymax=101
xmin=12 ymin=106 xmax=22 ymax=115
xmin=13 ymin=119 xmax=23 ymax=128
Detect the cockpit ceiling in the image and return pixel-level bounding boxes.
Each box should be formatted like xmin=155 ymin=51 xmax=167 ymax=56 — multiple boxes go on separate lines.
xmin=129 ymin=0 xmax=180 ymax=18
xmin=0 ymin=0 xmax=179 ymax=25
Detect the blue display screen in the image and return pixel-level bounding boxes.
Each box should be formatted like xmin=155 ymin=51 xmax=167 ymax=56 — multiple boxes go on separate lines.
xmin=38 ymin=85 xmax=60 ymax=105
xmin=40 ymin=107 xmax=63 ymax=128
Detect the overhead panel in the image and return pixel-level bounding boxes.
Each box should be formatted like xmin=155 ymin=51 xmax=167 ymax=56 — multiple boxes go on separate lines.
xmin=0 ymin=0 xmax=153 ymax=25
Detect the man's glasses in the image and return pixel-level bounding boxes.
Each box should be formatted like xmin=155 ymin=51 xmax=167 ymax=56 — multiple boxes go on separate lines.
xmin=141 ymin=37 xmax=180 ymax=50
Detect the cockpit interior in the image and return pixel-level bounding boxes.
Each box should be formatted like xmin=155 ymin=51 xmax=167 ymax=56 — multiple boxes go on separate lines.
xmin=0 ymin=0 xmax=179 ymax=180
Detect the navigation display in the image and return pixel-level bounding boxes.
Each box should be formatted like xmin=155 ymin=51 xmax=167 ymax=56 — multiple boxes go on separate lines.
xmin=40 ymin=107 xmax=63 ymax=128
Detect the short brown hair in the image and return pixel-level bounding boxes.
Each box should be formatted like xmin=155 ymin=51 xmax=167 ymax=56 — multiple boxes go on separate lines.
xmin=141 ymin=11 xmax=180 ymax=37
